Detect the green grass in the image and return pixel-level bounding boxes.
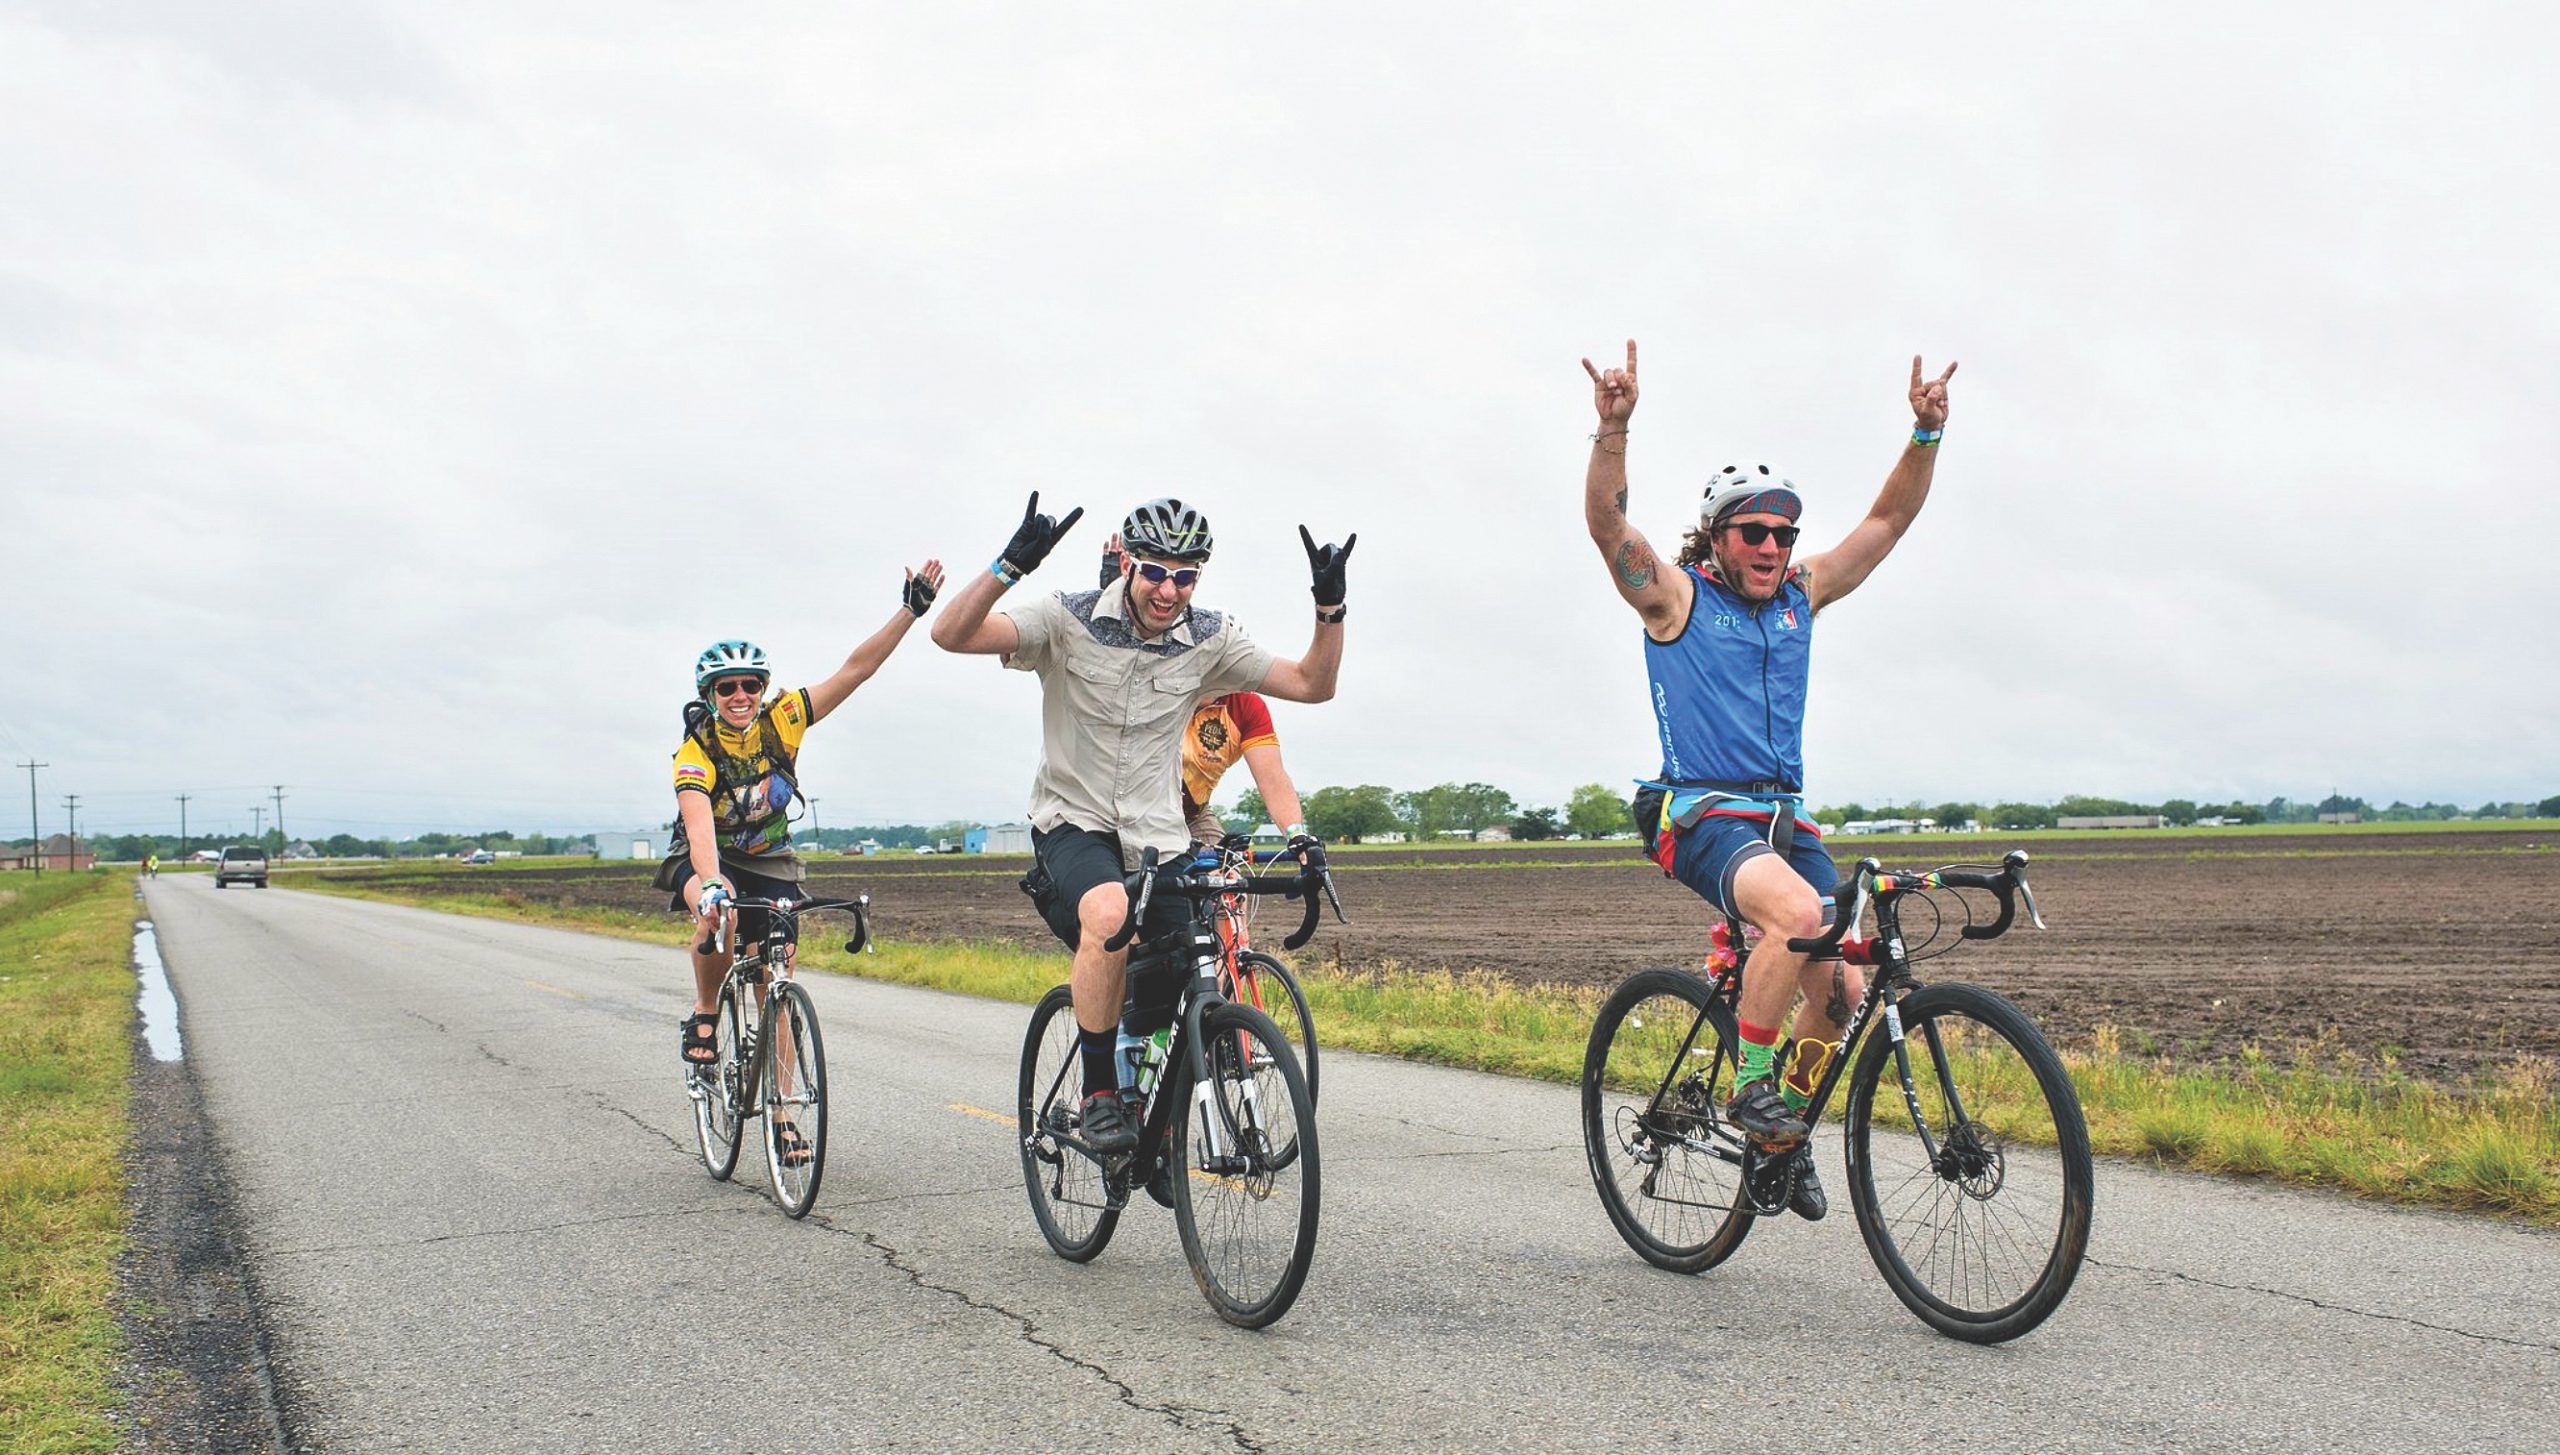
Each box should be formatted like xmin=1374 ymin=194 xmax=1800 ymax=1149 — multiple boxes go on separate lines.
xmin=294 ymin=876 xmax=2560 ymax=1224
xmin=0 ymin=871 xmax=136 ymax=1454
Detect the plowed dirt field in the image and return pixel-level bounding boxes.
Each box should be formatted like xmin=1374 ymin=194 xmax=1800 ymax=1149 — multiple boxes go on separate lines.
xmin=321 ymin=829 xmax=2560 ymax=1082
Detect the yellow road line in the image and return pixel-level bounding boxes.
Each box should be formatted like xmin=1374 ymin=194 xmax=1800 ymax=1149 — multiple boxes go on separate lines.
xmin=948 ymin=1102 xmax=1014 ymax=1125
xmin=524 ymin=980 xmax=589 ymax=1001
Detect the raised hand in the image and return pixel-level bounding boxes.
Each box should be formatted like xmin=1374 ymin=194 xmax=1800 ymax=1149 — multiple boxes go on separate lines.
xmin=998 ymin=491 xmax=1085 ymax=579
xmin=1098 ymin=531 xmax=1127 ymax=590
xmin=1910 ymin=356 xmax=1957 ymax=432
xmin=1300 ymin=525 xmax=1356 ymax=609
xmin=1581 ymin=339 xmax=1639 ymax=427
xmin=902 ymin=559 xmax=946 ymax=617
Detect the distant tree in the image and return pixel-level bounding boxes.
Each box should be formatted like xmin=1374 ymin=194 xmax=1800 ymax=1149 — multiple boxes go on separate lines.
xmin=1446 ymin=783 xmax=1517 ymax=833
xmin=1928 ymin=801 xmax=1983 ymax=829
xmin=1306 ymin=784 xmax=1399 ymax=843
xmin=1511 ymin=807 xmax=1561 ymax=841
xmin=1234 ymin=789 xmax=1270 ymax=828
xmin=2315 ymin=794 xmax=2369 ymax=817
xmin=1988 ymin=802 xmax=2056 ymax=830
xmin=1565 ymin=783 xmax=1630 ymax=839
xmin=2159 ymin=799 xmax=2198 ymax=826
xmin=2220 ymin=801 xmax=2265 ymax=825
xmin=1828 ymin=803 xmax=1872 ymax=826
xmin=2539 ymin=795 xmax=2560 ymax=818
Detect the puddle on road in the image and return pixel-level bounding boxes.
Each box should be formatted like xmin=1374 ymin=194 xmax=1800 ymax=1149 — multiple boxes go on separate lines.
xmin=133 ymin=919 xmax=183 ymax=1061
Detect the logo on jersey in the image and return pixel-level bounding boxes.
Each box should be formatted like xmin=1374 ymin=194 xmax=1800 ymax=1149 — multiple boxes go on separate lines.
xmin=1780 ymin=607 xmax=1799 ymax=630
xmin=1196 ymin=716 xmax=1230 ymax=752
xmin=676 ymin=764 xmax=711 ymax=784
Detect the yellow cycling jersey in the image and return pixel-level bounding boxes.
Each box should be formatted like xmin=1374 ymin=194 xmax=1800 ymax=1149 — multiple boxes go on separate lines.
xmin=673 ymin=688 xmax=811 ymax=858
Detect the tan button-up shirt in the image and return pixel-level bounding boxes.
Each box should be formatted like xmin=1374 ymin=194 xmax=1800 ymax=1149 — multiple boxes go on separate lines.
xmin=1002 ymin=584 xmax=1276 ymax=867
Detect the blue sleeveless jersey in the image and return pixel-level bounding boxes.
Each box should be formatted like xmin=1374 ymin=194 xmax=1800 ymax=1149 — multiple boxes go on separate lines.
xmin=1643 ymin=566 xmax=1814 ymax=790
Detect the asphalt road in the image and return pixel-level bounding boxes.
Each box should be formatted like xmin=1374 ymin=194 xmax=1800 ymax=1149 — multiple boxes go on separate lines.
xmin=143 ymin=876 xmax=2560 ymax=1453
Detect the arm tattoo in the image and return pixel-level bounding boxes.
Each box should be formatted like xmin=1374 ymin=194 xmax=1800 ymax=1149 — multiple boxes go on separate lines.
xmin=1613 ymin=487 xmax=1627 ymax=515
xmin=1614 ymin=538 xmax=1656 ymax=590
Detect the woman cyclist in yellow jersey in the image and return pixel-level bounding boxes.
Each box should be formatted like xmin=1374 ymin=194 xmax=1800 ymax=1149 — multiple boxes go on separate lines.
xmin=666 ymin=561 xmax=945 ymax=1093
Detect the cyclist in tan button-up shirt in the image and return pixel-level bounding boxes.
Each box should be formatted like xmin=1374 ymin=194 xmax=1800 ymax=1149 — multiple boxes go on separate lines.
xmin=934 ymin=493 xmax=1354 ymax=1155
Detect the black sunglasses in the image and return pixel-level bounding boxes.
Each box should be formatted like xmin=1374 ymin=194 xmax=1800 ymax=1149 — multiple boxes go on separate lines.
xmin=1726 ymin=522 xmax=1801 ymax=548
xmin=1133 ymin=562 xmax=1201 ymax=588
xmin=710 ymin=677 xmax=766 ymax=698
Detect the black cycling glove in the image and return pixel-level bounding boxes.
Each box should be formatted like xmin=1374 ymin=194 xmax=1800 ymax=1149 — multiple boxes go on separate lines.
xmin=997 ymin=491 xmax=1085 ymax=580
xmin=1288 ymin=833 xmax=1327 ymax=870
xmin=1300 ymin=525 xmax=1356 ymax=610
xmin=1099 ymin=539 xmax=1126 ymax=590
xmin=902 ymin=570 xmax=938 ymax=618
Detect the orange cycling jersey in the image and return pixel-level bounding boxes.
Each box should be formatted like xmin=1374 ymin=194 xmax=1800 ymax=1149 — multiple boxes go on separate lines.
xmin=1180 ymin=692 xmax=1278 ymax=830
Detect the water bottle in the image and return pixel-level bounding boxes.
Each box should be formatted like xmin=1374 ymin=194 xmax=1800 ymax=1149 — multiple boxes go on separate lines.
xmin=1116 ymin=1025 xmax=1147 ymax=1091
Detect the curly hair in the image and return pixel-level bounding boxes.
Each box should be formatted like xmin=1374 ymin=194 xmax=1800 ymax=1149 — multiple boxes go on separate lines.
xmin=1675 ymin=525 xmax=1718 ymax=571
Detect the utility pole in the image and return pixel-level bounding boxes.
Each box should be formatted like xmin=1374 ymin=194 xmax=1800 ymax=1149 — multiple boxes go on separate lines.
xmin=62 ymin=795 xmax=80 ymax=868
xmin=250 ymin=806 xmax=265 ymax=840
xmin=806 ymin=796 xmax=821 ymax=853
xmin=272 ymin=785 xmax=287 ymax=854
xmin=176 ymin=794 xmax=190 ymax=858
xmin=17 ymin=760 xmax=43 ymax=876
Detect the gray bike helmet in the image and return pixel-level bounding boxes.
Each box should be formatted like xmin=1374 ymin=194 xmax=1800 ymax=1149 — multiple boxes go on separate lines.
xmin=1700 ymin=463 xmax=1804 ymax=529
xmin=693 ymin=639 xmax=771 ymax=696
xmin=1120 ymin=498 xmax=1214 ymax=563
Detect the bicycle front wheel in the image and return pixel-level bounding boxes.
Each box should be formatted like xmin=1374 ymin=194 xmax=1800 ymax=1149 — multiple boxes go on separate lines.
xmin=692 ymin=982 xmax=747 ymax=1182
xmin=761 ymin=980 xmax=828 ymax=1218
xmin=1581 ymin=968 xmax=1754 ymax=1274
xmin=1017 ymin=986 xmax=1120 ymax=1262
xmin=1845 ymin=981 xmax=2093 ymax=1343
xmin=1174 ymin=1003 xmax=1319 ymax=1328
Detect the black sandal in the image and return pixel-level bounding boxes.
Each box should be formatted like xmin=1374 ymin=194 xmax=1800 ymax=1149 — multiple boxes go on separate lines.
xmin=680 ymin=1012 xmax=720 ymax=1067
xmin=772 ymin=1119 xmax=813 ymax=1168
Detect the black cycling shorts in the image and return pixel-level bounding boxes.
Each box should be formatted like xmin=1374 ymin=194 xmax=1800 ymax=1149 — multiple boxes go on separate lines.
xmin=667 ymin=863 xmax=801 ymax=949
xmin=1026 ymin=824 xmax=1130 ymax=952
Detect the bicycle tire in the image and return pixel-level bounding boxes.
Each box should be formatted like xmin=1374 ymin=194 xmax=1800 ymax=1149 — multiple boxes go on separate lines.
xmin=761 ymin=980 xmax=828 ymax=1219
xmin=1233 ymin=950 xmax=1319 ymax=1110
xmin=1581 ymin=967 xmax=1755 ymax=1274
xmin=1017 ymin=986 xmax=1120 ymax=1261
xmin=1173 ymin=1003 xmax=1319 ymax=1327
xmin=1844 ymin=980 xmax=2093 ymax=1343
xmin=693 ymin=982 xmax=746 ymax=1182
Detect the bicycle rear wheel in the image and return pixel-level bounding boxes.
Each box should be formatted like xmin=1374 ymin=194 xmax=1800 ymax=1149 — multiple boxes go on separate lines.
xmin=1844 ymin=981 xmax=2092 ymax=1343
xmin=1232 ymin=951 xmax=1319 ymax=1109
xmin=761 ymin=980 xmax=828 ymax=1219
xmin=1173 ymin=1003 xmax=1319 ymax=1328
xmin=692 ymin=982 xmax=746 ymax=1182
xmin=1581 ymin=968 xmax=1754 ymax=1273
xmin=1017 ymin=986 xmax=1120 ymax=1261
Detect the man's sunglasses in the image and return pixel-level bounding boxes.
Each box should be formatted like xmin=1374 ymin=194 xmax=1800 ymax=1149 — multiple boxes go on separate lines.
xmin=1725 ymin=523 xmax=1801 ymax=548
xmin=710 ymin=677 xmax=766 ymax=699
xmin=1133 ymin=562 xmax=1202 ymax=588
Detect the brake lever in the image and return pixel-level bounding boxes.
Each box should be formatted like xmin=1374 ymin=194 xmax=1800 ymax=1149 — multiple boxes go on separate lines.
xmin=2016 ymin=876 xmax=2047 ymax=931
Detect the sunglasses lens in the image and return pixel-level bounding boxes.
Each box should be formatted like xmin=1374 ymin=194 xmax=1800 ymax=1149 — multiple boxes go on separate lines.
xmin=1733 ymin=524 xmax=1799 ymax=547
xmin=714 ymin=678 xmax=760 ymax=697
xmin=1137 ymin=564 xmax=1200 ymax=587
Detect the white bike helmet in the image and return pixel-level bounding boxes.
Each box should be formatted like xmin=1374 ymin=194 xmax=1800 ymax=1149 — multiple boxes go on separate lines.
xmin=693 ymin=639 xmax=771 ymax=697
xmin=1121 ymin=498 xmax=1214 ymax=563
xmin=1700 ymin=464 xmax=1804 ymax=529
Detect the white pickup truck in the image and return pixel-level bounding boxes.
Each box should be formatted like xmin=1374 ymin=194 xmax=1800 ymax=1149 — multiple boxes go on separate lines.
xmin=214 ymin=845 xmax=269 ymax=889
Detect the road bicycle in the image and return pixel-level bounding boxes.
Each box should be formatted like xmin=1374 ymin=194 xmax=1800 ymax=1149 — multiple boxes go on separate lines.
xmin=1583 ymin=849 xmax=2093 ymax=1343
xmin=686 ymin=892 xmax=871 ymax=1219
xmin=1017 ymin=846 xmax=1345 ymax=1327
xmin=1203 ymin=832 xmax=1321 ymax=1108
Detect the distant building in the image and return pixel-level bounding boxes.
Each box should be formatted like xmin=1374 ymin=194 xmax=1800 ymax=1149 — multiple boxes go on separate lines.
xmin=0 ymin=834 xmax=96 ymax=871
xmin=966 ymin=823 xmax=1032 ymax=854
xmin=2057 ymin=815 xmax=2169 ymax=830
xmin=595 ymin=828 xmax=671 ymax=861
xmin=1840 ymin=818 xmax=1924 ymax=836
xmin=1473 ymin=825 xmax=1513 ymax=842
xmin=2318 ymin=812 xmax=2362 ymax=825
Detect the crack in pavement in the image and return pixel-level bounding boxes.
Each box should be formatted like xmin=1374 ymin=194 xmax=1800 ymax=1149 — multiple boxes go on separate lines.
xmin=1334 ymin=1141 xmax=1579 ymax=1166
xmin=2085 ymin=1256 xmax=2560 ymax=1354
xmin=809 ymin=1218 xmax=1265 ymax=1454
xmin=269 ymin=1201 xmax=755 ymax=1258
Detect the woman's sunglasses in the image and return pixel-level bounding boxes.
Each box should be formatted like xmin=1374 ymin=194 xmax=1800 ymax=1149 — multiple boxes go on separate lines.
xmin=711 ymin=677 xmax=766 ymax=699
xmin=1133 ymin=562 xmax=1202 ymax=588
xmin=1725 ymin=523 xmax=1801 ymax=548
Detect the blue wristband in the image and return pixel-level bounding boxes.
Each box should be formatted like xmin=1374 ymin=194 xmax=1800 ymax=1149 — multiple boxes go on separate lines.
xmin=1912 ymin=427 xmax=1944 ymax=446
xmin=990 ymin=557 xmax=1020 ymax=586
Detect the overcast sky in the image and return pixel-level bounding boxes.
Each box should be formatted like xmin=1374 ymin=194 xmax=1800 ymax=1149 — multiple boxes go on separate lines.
xmin=7 ymin=2 xmax=2554 ymax=842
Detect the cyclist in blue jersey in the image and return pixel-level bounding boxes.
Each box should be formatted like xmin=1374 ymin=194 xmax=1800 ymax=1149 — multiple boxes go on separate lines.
xmin=1579 ymin=338 xmax=1956 ymax=1220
